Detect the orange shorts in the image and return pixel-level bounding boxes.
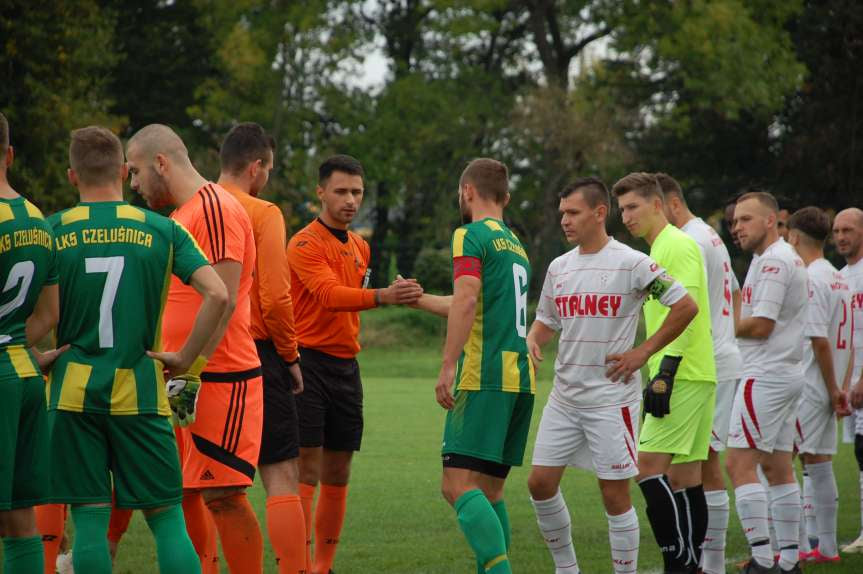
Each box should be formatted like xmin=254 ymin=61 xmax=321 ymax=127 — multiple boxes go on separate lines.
xmin=178 ymin=375 xmax=263 ymax=489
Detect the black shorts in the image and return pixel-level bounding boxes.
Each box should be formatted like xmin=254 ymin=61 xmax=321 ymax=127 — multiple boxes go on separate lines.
xmin=296 ymin=347 xmax=363 ymax=452
xmin=442 ymin=453 xmax=511 ymax=479
xmin=256 ymin=340 xmax=300 ymax=465
xmin=855 ymin=434 xmax=863 ymax=471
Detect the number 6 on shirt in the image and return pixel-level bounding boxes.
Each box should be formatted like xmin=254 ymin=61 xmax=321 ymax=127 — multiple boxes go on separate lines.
xmin=513 ymin=262 xmax=528 ymax=338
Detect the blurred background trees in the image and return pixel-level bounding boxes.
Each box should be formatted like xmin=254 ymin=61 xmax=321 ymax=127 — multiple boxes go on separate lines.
xmin=2 ymin=0 xmax=860 ymax=290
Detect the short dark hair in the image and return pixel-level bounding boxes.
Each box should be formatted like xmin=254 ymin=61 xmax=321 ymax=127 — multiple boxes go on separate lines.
xmin=560 ymin=177 xmax=610 ymax=209
xmin=611 ymin=172 xmax=663 ymax=201
xmin=655 ymin=172 xmax=685 ymax=204
xmin=319 ymin=154 xmax=364 ymax=185
xmin=789 ymin=206 xmax=831 ymax=242
xmin=69 ymin=126 xmax=124 ymax=186
xmin=460 ymin=158 xmax=509 ymax=204
xmin=0 ymin=112 xmax=9 ymax=158
xmin=220 ymin=122 xmax=275 ymax=175
xmin=737 ymin=190 xmax=779 ymax=213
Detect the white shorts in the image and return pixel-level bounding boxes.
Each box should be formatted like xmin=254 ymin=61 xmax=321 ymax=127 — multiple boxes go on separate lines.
xmin=795 ymin=394 xmax=836 ymax=455
xmin=728 ymin=377 xmax=804 ymax=453
xmin=709 ymin=379 xmax=739 ymax=452
xmin=532 ymin=395 xmax=639 ymax=480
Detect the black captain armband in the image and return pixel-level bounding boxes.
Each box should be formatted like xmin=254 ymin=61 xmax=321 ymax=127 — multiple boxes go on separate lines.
xmin=647 ymin=272 xmax=675 ymax=301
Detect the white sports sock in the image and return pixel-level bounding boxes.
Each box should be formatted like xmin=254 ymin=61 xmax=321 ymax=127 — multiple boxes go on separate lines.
xmin=798 ymin=476 xmax=811 ymax=554
xmin=607 ymin=507 xmax=638 ymax=574
xmin=735 ymin=483 xmax=773 ymax=568
xmin=802 ymin=470 xmax=817 ymax=544
xmin=532 ymin=490 xmax=579 ymax=574
xmin=769 ymin=482 xmax=801 ymax=570
xmin=808 ymin=461 xmax=838 ymax=557
xmin=758 ymin=464 xmax=779 ymax=552
xmin=701 ymin=489 xmax=729 ymax=574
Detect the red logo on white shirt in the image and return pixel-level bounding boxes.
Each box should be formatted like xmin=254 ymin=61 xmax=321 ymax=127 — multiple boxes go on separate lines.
xmin=555 ymin=294 xmax=623 ymax=318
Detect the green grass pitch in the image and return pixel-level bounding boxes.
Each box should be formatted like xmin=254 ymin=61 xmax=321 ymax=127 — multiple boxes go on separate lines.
xmin=97 ymin=341 xmax=863 ymax=573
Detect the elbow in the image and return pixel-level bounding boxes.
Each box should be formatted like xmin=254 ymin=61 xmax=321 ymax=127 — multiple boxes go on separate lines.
xmin=682 ymin=297 xmax=698 ymax=324
xmin=209 ymin=283 xmax=231 ymax=315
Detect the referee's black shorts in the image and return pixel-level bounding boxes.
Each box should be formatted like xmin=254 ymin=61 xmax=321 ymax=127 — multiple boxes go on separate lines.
xmin=256 ymin=339 xmax=300 ymax=465
xmin=296 ymin=346 xmax=363 ymax=452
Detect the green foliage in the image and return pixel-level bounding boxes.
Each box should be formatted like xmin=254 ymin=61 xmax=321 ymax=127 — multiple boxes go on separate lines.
xmin=412 ymin=247 xmax=452 ymax=294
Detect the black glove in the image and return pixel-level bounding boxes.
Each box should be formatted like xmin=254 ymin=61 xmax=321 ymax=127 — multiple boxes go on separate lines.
xmin=643 ymin=355 xmax=682 ymax=418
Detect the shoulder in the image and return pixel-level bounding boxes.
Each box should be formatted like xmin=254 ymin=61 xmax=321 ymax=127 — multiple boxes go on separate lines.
xmin=348 ymin=229 xmax=369 ymax=250
xmin=288 ymin=221 xmax=322 ymax=250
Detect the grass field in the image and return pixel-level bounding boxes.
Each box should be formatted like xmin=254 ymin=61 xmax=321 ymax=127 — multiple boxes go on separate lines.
xmin=50 ymin=309 xmax=863 ymax=572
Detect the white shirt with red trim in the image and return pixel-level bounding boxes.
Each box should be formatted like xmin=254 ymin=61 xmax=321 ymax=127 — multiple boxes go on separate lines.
xmin=802 ymin=258 xmax=852 ymax=403
xmin=681 ymin=217 xmax=742 ymax=382
xmin=738 ymin=238 xmax=808 ymax=384
xmin=840 ymin=259 xmax=863 ymax=434
xmin=535 ymin=239 xmax=686 ymax=409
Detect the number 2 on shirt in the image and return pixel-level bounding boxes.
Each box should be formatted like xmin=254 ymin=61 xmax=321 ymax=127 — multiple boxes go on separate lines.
xmin=513 ymin=262 xmax=528 ymax=338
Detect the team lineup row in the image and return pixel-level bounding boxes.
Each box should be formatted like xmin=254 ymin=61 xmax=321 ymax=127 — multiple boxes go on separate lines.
xmin=0 ymin=110 xmax=862 ymax=574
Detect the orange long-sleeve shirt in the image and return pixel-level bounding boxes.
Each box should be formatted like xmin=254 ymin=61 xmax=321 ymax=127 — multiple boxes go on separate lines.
xmin=286 ymin=218 xmax=377 ymax=359
xmin=223 ymin=183 xmax=299 ymax=363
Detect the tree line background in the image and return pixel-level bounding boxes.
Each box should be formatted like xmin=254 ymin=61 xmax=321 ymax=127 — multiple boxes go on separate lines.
xmin=1 ymin=0 xmax=860 ymax=292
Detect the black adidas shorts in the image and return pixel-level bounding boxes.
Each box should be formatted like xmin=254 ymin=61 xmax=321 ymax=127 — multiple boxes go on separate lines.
xmin=296 ymin=347 xmax=363 ymax=452
xmin=256 ymin=340 xmax=300 ymax=465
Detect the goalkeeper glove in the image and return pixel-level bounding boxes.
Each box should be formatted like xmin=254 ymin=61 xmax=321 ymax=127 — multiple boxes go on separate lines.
xmin=643 ymin=355 xmax=682 ymax=418
xmin=166 ymin=356 xmax=207 ymax=427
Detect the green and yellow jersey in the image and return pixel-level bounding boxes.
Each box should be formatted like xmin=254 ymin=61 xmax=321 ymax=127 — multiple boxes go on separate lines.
xmin=0 ymin=197 xmax=57 ymax=381
xmin=452 ymin=217 xmax=534 ymax=394
xmin=645 ymin=224 xmax=717 ymax=383
xmin=47 ymin=202 xmax=210 ymax=416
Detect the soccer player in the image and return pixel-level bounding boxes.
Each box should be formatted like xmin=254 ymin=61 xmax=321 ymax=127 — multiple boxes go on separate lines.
xmin=47 ymin=126 xmax=231 ymax=574
xmin=835 ymin=207 xmax=863 ymax=553
xmin=526 ymin=177 xmax=698 ymax=574
xmin=405 ymin=158 xmax=533 ymax=574
xmin=218 ymin=122 xmax=306 ymax=573
xmin=787 ymin=206 xmax=852 ymax=563
xmin=127 ymin=124 xmax=265 ymax=573
xmin=0 ymin=111 xmax=64 ymax=574
xmin=287 ymin=154 xmax=422 ymax=574
xmin=726 ymin=191 xmax=809 ymax=574
xmin=611 ymin=172 xmax=717 ymax=574
xmin=659 ymin=173 xmax=742 ymax=574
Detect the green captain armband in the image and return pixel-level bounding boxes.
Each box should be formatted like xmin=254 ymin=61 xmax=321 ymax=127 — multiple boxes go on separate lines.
xmin=647 ymin=272 xmax=675 ymax=301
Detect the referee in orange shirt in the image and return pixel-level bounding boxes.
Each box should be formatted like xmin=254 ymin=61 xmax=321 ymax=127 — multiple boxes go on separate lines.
xmin=287 ymin=155 xmax=422 ymax=574
xmin=217 ymin=123 xmax=306 ymax=574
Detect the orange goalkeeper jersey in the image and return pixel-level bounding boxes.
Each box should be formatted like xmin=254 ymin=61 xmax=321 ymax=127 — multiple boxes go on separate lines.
xmin=287 ymin=218 xmax=377 ymax=359
xmin=162 ymin=183 xmax=260 ymax=374
xmin=223 ymin=183 xmax=298 ymax=363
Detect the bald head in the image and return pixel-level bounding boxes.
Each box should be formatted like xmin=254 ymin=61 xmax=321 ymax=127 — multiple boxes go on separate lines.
xmin=833 ymin=207 xmax=863 ymax=262
xmin=126 ymin=124 xmax=188 ymax=163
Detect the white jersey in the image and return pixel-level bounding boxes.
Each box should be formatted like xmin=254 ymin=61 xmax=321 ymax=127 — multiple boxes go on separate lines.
xmin=681 ymin=217 xmax=742 ymax=382
xmin=841 ymin=259 xmax=863 ymax=382
xmin=535 ymin=238 xmax=687 ymax=408
xmin=801 ymin=259 xmax=852 ymax=402
xmin=738 ymin=238 xmax=808 ymax=383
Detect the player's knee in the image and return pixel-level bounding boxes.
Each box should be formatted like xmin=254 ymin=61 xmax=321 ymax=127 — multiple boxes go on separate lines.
xmin=202 ymin=488 xmax=245 ymax=513
xmin=527 ymin=472 xmax=556 ymax=501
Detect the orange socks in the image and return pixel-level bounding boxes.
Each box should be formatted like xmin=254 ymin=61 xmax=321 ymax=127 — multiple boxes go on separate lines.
xmin=206 ymin=491 xmax=263 ymax=574
xmin=35 ymin=504 xmax=66 ymax=574
xmin=182 ymin=492 xmax=220 ymax=574
xmin=107 ymin=506 xmax=133 ymax=544
xmin=299 ymin=483 xmax=316 ymax=571
xmin=312 ymin=484 xmax=348 ymax=574
xmin=266 ymin=495 xmax=307 ymax=574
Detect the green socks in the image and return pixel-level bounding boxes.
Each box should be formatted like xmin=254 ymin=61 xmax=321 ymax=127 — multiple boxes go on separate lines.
xmin=492 ymin=499 xmax=511 ymax=551
xmin=71 ymin=505 xmax=113 ymax=574
xmin=146 ymin=504 xmax=202 ymax=574
xmin=455 ymin=489 xmax=511 ymax=574
xmin=3 ymin=536 xmax=44 ymax=574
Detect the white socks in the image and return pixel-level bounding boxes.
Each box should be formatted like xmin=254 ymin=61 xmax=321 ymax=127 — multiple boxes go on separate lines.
xmin=735 ymin=483 xmax=773 ymax=568
xmin=757 ymin=465 xmax=779 ymax=552
xmin=808 ymin=461 xmax=838 ymax=557
xmin=798 ymin=475 xmax=811 ymax=554
xmin=532 ymin=490 xmax=579 ymax=574
xmin=769 ymin=482 xmax=801 ymax=570
xmin=607 ymin=507 xmax=639 ymax=574
xmin=701 ymin=490 xmax=729 ymax=574
xmin=802 ymin=470 xmax=817 ymax=546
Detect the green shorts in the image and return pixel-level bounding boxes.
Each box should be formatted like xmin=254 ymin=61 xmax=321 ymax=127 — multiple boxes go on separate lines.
xmin=49 ymin=410 xmax=182 ymax=509
xmin=442 ymin=389 xmax=535 ymax=467
xmin=0 ymin=375 xmax=50 ymax=510
xmin=638 ymin=379 xmax=716 ymax=464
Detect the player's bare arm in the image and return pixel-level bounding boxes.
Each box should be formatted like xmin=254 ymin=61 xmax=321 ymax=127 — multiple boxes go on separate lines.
xmin=526 ymin=319 xmax=555 ymax=364
xmin=606 ymin=292 xmax=697 ymax=382
xmin=810 ymin=335 xmax=848 ymax=415
xmin=735 ymin=316 xmax=775 ymax=339
xmin=732 ymin=287 xmax=742 ymax=332
xmin=148 ymin=264 xmax=230 ymax=377
xmin=25 ymin=283 xmax=59 ymax=346
xmin=436 ymin=275 xmax=480 ymax=410
xmin=376 ymin=280 xmax=423 ymax=306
